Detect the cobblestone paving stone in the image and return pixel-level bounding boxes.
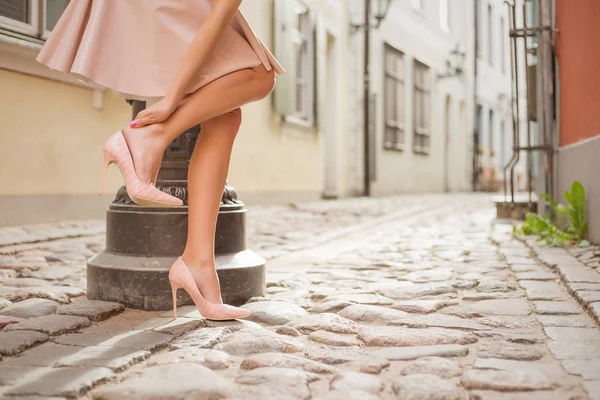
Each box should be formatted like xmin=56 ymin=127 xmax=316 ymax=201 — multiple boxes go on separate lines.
xmin=0 ymin=194 xmax=598 ymax=399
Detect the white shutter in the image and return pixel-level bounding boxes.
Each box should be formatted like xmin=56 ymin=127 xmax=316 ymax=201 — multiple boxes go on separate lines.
xmin=274 ymin=0 xmax=299 ymax=117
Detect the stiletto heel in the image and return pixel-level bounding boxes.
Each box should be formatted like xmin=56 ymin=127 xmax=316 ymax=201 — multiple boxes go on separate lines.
xmin=99 ymin=151 xmax=116 ymax=195
xmin=168 ymin=257 xmax=251 ymax=321
xmin=170 ymin=282 xmax=179 ymax=319
xmin=101 ymin=131 xmax=183 ymax=207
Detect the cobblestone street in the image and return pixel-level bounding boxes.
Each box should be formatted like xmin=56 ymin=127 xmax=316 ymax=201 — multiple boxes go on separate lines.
xmin=1 ymin=194 xmax=600 ymax=399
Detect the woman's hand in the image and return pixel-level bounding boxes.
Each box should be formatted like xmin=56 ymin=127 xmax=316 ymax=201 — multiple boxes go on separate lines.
xmin=130 ymin=98 xmax=176 ymax=128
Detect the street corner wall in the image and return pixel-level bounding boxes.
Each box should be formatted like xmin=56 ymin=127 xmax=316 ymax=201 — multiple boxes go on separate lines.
xmin=555 ymin=0 xmax=600 ymax=147
xmin=555 ymin=0 xmax=600 ymax=243
xmin=0 ymin=69 xmax=131 ymax=225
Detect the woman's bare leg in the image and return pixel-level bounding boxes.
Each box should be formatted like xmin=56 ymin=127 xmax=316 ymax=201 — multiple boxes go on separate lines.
xmin=181 ymin=109 xmax=242 ymax=304
xmin=122 ymin=65 xmax=275 ymax=183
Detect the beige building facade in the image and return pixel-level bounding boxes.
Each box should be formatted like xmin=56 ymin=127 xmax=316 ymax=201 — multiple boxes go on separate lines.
xmin=0 ymin=0 xmax=360 ymax=226
xmin=0 ymin=0 xmax=478 ymax=227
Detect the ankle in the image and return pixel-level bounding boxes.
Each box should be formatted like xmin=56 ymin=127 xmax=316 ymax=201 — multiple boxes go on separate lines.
xmin=181 ymin=255 xmax=214 ymax=270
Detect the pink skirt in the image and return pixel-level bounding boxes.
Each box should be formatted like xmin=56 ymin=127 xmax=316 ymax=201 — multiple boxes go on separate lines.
xmin=37 ymin=0 xmax=285 ymax=100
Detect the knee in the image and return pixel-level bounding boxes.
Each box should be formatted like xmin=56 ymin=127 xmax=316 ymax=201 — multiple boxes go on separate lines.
xmin=254 ymin=69 xmax=276 ymax=99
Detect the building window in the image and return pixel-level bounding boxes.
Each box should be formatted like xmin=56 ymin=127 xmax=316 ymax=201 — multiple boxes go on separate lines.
xmin=0 ymin=0 xmax=69 ymax=39
xmin=413 ymin=60 xmax=431 ymax=155
xmin=487 ymin=3 xmax=493 ymax=65
xmin=384 ymin=44 xmax=405 ymax=150
xmin=500 ymin=16 xmax=506 ymax=73
xmin=476 ymin=0 xmax=483 ymax=58
xmin=488 ymin=109 xmax=494 ymax=159
xmin=295 ymin=7 xmax=312 ymax=120
xmin=440 ymin=0 xmax=450 ymax=32
xmin=273 ymin=0 xmax=316 ymax=124
xmin=412 ymin=0 xmax=424 ymax=13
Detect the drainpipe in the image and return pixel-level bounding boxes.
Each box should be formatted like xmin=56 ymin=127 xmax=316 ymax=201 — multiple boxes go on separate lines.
xmin=472 ymin=0 xmax=479 ymax=191
xmin=363 ymin=0 xmax=372 ymax=196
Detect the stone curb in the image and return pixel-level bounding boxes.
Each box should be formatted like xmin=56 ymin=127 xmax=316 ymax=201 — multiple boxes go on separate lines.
xmin=521 ymin=237 xmax=600 ymax=326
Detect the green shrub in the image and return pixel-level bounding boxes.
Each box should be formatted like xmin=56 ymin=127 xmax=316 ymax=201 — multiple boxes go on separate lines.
xmin=515 ymin=181 xmax=588 ymax=246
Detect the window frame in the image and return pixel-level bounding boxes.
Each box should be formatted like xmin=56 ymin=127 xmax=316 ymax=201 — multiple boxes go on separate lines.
xmin=383 ymin=43 xmax=406 ymax=151
xmin=412 ymin=59 xmax=431 ymax=155
xmin=487 ymin=3 xmax=493 ymax=65
xmin=0 ymin=0 xmax=40 ymax=36
xmin=440 ymin=0 xmax=450 ymax=33
xmin=292 ymin=2 xmax=313 ymax=123
xmin=0 ymin=0 xmax=69 ymax=40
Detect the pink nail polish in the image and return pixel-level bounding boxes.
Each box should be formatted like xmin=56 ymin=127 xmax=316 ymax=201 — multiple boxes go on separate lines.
xmin=130 ymin=121 xmax=137 ymax=127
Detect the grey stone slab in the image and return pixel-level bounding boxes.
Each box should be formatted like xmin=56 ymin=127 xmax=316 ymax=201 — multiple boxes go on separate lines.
xmin=215 ymin=327 xmax=305 ymax=356
xmin=359 ymin=326 xmax=477 ymax=347
xmin=338 ymin=304 xmax=408 ymax=323
xmin=95 ymin=330 xmax=172 ymax=352
xmin=557 ymin=263 xmax=600 ymax=284
xmin=569 ymin=283 xmax=600 ymax=292
xmin=308 ymin=330 xmax=361 ymax=347
xmin=56 ymin=300 xmax=124 ymax=322
xmin=573 ymin=290 xmax=600 ymax=305
xmin=469 ymin=390 xmax=587 ymax=400
xmin=240 ymin=352 xmax=337 ymax=373
xmin=0 ymin=298 xmax=59 ymax=319
xmin=537 ymin=315 xmax=596 ymax=327
xmin=477 ymin=343 xmax=546 ymax=361
xmin=514 ymin=270 xmax=557 ymax=281
xmin=465 ymin=299 xmax=532 ymax=316
xmin=400 ymin=357 xmax=462 ymax=379
xmin=286 ymin=313 xmax=360 ymax=334
xmin=305 ymin=344 xmax=364 ymax=365
xmin=310 ymin=299 xmax=353 ymax=314
xmin=392 ymin=299 xmax=458 ymax=314
xmin=519 ymin=280 xmax=568 ymax=301
xmin=171 ymin=327 xmax=231 ymax=350
xmin=562 ymin=359 xmax=600 ymax=380
xmin=5 ymin=343 xmax=81 ymax=366
xmin=548 ymin=341 xmax=600 ymax=360
xmin=53 ymin=333 xmax=114 ymax=347
xmin=388 ymin=314 xmax=489 ymax=331
xmin=92 ymin=364 xmax=232 ymax=400
xmin=461 ymin=369 xmax=555 ymax=391
xmin=235 ymin=367 xmax=318 ymax=399
xmin=4 ymin=367 xmax=114 ymax=398
xmin=330 ymin=371 xmax=383 ymax=394
xmin=533 ymin=301 xmax=583 ymax=315
xmin=241 ymin=300 xmax=308 ymax=325
xmin=591 ymin=303 xmax=600 ymax=324
xmin=472 ymin=358 xmax=567 ymax=379
xmin=55 ymin=346 xmax=150 ymax=372
xmin=583 ymin=381 xmax=600 ymax=400
xmin=0 ymin=365 xmax=40 ymax=386
xmin=369 ymin=344 xmax=469 ymax=360
xmin=0 ymin=316 xmax=23 ymax=329
xmin=393 ymin=374 xmax=464 ymax=400
xmin=135 ymin=317 xmax=206 ymax=337
xmin=150 ymin=348 xmax=233 ymax=370
xmin=544 ymin=327 xmax=600 ymax=342
xmin=326 ymin=293 xmax=395 ymax=305
xmin=3 ymin=315 xmax=90 ymax=336
xmin=0 ymin=330 xmax=49 ymax=356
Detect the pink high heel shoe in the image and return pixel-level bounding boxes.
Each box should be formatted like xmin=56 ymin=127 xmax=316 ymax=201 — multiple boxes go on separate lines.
xmin=99 ymin=131 xmax=183 ymax=207
xmin=169 ymin=257 xmax=251 ymax=321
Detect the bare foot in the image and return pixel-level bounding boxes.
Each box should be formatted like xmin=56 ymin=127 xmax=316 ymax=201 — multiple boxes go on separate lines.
xmin=184 ymin=261 xmax=223 ymax=304
xmin=122 ymin=124 xmax=167 ymax=184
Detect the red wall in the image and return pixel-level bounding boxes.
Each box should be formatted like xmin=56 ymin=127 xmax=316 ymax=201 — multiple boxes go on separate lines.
xmin=555 ymin=0 xmax=600 ymax=147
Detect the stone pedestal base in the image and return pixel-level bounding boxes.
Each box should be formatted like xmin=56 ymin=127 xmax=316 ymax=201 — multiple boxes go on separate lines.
xmin=87 ymin=203 xmax=266 ymax=310
xmin=87 ymin=250 xmax=265 ymax=310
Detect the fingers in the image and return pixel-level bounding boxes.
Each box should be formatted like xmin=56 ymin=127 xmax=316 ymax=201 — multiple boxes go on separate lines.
xmin=130 ymin=110 xmax=153 ymax=128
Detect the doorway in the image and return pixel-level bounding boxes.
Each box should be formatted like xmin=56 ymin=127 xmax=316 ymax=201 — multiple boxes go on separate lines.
xmin=322 ymin=31 xmax=339 ymax=199
xmin=443 ymin=95 xmax=451 ymax=192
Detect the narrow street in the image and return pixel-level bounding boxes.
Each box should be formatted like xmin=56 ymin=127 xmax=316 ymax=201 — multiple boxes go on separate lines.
xmin=0 ymin=194 xmax=599 ymax=399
